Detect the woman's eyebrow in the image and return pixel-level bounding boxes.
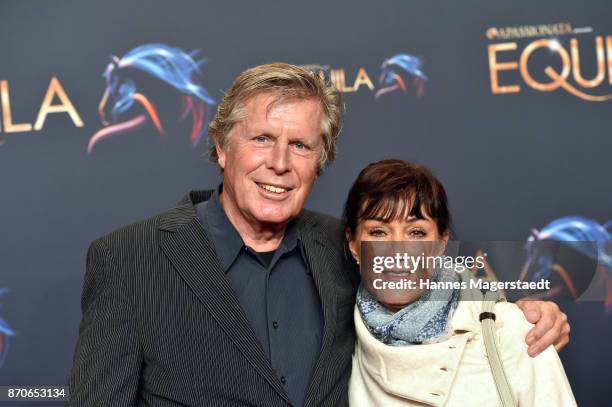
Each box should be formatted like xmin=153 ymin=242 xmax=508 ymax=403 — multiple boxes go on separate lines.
xmin=404 ymin=217 xmax=421 ymax=223
xmin=361 ymin=217 xmax=387 ymax=223
xmin=363 ymin=216 xmax=422 ymax=223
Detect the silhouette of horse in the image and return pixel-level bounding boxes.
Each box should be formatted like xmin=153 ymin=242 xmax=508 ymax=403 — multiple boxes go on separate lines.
xmin=521 ymin=216 xmax=612 ymax=314
xmin=88 ymin=44 xmax=215 ymax=154
xmin=375 ymin=54 xmax=428 ymax=99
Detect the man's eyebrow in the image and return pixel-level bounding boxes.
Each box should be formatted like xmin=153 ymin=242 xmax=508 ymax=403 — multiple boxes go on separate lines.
xmin=247 ymin=129 xmax=277 ymax=137
xmin=289 ymin=136 xmax=312 ymax=144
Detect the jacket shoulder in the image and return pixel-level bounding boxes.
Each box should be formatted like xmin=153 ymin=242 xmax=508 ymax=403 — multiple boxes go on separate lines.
xmin=90 ymin=205 xmax=184 ymax=253
xmin=91 ymin=190 xmax=211 ymax=250
xmin=301 ymin=209 xmax=343 ymax=233
xmin=300 ymin=209 xmax=347 ymax=249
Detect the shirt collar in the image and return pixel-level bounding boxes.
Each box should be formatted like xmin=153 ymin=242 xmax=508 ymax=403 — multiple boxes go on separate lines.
xmin=198 ymin=185 xmax=303 ymax=272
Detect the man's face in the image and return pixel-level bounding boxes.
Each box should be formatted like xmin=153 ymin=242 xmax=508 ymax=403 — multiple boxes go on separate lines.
xmin=217 ymin=93 xmax=323 ymax=230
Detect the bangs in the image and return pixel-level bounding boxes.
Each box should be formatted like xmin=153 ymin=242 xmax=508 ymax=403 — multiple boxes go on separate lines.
xmin=343 ymin=159 xmax=450 ymax=237
xmin=358 ymin=188 xmax=429 ymax=224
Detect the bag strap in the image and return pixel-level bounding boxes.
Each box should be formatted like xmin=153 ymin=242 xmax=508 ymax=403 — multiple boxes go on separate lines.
xmin=480 ymin=291 xmax=517 ymax=407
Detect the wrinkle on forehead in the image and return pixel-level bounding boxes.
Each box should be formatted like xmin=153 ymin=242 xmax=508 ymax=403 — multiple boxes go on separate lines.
xmin=254 ymin=93 xmax=321 ymax=120
xmin=242 ymin=94 xmax=323 ymax=135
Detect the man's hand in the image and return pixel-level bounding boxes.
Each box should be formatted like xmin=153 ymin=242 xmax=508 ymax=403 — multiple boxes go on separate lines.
xmin=515 ymin=300 xmax=570 ymax=357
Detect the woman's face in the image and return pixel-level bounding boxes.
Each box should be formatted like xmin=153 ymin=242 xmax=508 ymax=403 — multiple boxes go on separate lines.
xmin=348 ymin=210 xmax=448 ymax=312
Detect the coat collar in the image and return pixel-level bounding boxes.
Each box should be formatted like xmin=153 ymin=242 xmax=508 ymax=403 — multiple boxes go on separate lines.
xmin=354 ymin=300 xmax=483 ymax=407
xmin=352 ymin=270 xmax=491 ymax=406
xmin=158 ymin=190 xmax=340 ymax=405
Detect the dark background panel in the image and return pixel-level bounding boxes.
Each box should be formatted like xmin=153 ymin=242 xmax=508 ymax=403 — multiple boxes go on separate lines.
xmin=0 ymin=0 xmax=610 ymax=405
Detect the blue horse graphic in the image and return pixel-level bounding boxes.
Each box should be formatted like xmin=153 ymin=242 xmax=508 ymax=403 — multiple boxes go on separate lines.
xmin=522 ymin=216 xmax=612 ymax=314
xmin=376 ymin=54 xmax=428 ymax=99
xmin=88 ymin=43 xmax=215 ymax=154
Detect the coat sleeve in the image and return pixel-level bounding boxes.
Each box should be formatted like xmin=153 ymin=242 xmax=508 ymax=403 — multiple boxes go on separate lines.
xmin=495 ymin=302 xmax=577 ymax=407
xmin=529 ymin=345 xmax=577 ymax=406
xmin=68 ymin=239 xmax=142 ymax=406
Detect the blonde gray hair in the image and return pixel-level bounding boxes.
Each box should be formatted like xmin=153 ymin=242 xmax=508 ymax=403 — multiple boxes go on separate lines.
xmin=207 ymin=63 xmax=344 ymax=171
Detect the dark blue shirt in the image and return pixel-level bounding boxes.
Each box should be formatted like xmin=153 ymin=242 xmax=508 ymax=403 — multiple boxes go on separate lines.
xmin=196 ymin=188 xmax=323 ymax=407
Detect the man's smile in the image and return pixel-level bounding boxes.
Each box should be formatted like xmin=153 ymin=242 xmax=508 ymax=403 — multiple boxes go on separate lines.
xmin=255 ymin=181 xmax=293 ymax=194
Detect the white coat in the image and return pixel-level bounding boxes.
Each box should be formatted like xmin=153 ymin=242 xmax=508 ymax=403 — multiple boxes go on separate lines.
xmin=349 ymin=298 xmax=576 ymax=406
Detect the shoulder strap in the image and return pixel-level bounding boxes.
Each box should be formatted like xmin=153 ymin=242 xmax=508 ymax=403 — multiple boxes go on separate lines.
xmin=480 ymin=291 xmax=517 ymax=407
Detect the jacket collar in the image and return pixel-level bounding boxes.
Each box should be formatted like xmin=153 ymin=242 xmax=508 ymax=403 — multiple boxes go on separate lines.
xmin=197 ymin=187 xmax=303 ymax=272
xmin=158 ymin=190 xmax=340 ymax=405
xmin=158 ymin=190 xmax=291 ymax=402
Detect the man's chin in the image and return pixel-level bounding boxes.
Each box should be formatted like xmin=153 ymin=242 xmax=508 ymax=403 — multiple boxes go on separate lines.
xmin=254 ymin=209 xmax=297 ymax=227
xmin=256 ymin=216 xmax=293 ymax=227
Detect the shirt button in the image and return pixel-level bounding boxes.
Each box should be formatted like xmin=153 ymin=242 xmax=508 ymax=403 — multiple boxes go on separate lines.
xmin=272 ymin=321 xmax=279 ymax=329
xmin=280 ymin=376 xmax=286 ymax=384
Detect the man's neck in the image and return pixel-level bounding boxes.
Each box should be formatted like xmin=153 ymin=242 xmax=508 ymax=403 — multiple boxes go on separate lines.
xmin=219 ymin=192 xmax=286 ymax=252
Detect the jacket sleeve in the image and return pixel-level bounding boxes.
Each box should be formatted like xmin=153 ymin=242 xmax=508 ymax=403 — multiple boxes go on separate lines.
xmin=68 ymin=239 xmax=142 ymax=406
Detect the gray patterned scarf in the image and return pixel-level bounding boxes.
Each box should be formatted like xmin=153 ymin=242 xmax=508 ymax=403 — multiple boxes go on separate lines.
xmin=357 ymin=267 xmax=460 ymax=346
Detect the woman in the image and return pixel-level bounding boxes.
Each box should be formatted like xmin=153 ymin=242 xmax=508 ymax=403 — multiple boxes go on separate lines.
xmin=344 ymin=159 xmax=576 ymax=406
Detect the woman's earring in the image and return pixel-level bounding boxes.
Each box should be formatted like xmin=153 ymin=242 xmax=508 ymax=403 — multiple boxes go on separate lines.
xmin=356 ymin=259 xmax=360 ymax=265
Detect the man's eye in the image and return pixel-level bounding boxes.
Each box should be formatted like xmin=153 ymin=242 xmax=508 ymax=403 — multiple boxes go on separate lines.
xmin=368 ymin=229 xmax=386 ymax=237
xmin=292 ymin=142 xmax=308 ymax=150
xmin=254 ymin=135 xmax=268 ymax=143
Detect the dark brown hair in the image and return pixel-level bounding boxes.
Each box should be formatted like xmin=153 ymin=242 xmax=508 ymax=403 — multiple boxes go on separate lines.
xmin=343 ymin=159 xmax=451 ymax=237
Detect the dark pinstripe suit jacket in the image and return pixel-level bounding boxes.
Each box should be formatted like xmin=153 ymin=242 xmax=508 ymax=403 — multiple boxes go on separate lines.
xmin=69 ymin=190 xmax=359 ymax=406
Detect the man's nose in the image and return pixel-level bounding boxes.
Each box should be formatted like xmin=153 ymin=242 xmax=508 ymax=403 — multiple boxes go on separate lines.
xmin=267 ymin=140 xmax=292 ymax=174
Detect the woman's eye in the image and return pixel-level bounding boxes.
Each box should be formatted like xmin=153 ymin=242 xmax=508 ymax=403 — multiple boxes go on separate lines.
xmin=368 ymin=229 xmax=387 ymax=237
xmin=409 ymin=229 xmax=426 ymax=237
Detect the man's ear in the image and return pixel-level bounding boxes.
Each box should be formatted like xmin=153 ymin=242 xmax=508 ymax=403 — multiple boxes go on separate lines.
xmin=216 ymin=143 xmax=226 ymax=170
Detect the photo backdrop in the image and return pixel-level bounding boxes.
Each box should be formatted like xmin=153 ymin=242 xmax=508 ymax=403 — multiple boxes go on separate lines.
xmin=1 ymin=1 xmax=611 ymax=405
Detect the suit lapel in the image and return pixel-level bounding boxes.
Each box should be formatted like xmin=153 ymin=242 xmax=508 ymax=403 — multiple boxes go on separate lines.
xmin=158 ymin=192 xmax=290 ymax=403
xmin=300 ymin=216 xmax=341 ymax=407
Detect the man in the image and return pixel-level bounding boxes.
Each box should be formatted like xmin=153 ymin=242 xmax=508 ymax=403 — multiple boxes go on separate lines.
xmin=69 ymin=63 xmax=569 ymax=406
